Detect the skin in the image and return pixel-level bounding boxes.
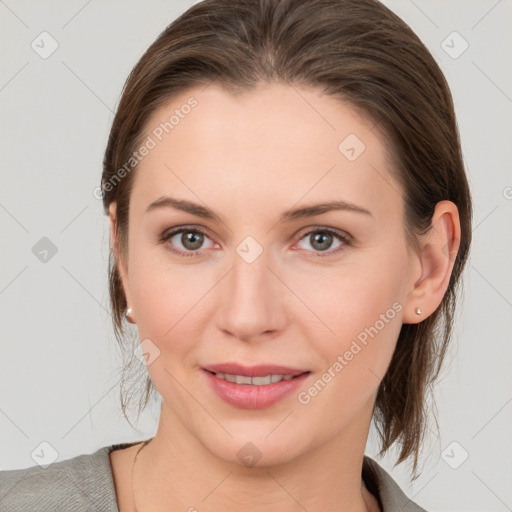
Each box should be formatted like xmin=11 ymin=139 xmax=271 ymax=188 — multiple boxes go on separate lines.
xmin=108 ymin=82 xmax=461 ymax=512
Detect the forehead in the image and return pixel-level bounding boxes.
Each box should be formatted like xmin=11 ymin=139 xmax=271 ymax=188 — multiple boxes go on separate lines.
xmin=130 ymin=82 xmax=402 ymax=220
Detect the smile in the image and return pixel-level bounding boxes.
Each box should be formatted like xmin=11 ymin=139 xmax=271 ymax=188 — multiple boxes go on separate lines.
xmin=203 ymin=369 xmax=311 ymax=409
xmin=208 ymin=371 xmax=303 ymax=385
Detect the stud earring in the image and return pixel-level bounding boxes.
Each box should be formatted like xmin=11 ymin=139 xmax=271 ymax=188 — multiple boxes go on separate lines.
xmin=125 ymin=307 xmax=135 ymax=324
xmin=415 ymin=307 xmax=422 ymax=315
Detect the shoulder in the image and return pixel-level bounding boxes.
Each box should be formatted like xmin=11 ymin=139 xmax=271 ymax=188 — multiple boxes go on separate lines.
xmin=0 ymin=443 xmax=132 ymax=512
xmin=363 ymin=455 xmax=429 ymax=512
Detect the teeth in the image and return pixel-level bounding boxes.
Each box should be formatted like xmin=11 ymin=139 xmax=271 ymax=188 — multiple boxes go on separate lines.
xmin=213 ymin=373 xmax=298 ymax=385
xmin=236 ymin=375 xmax=252 ymax=385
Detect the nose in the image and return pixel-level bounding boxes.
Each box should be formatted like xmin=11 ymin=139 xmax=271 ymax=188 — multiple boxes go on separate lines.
xmin=215 ymin=247 xmax=288 ymax=342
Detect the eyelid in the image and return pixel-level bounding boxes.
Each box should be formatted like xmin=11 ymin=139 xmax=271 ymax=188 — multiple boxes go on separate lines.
xmin=161 ymin=223 xmax=215 ymax=240
xmin=294 ymin=225 xmax=353 ymax=242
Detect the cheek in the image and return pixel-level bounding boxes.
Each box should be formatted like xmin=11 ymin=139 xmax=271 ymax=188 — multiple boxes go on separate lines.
xmin=127 ymin=257 xmax=214 ymax=401
xmin=291 ymin=252 xmax=406 ymax=394
xmin=294 ymin=274 xmax=403 ymax=421
xmin=127 ymin=246 xmax=214 ymax=348
xmin=293 ymin=251 xmax=405 ymax=334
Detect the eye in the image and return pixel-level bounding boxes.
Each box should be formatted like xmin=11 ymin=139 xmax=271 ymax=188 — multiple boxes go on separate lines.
xmin=295 ymin=228 xmax=351 ymax=256
xmin=159 ymin=225 xmax=352 ymax=258
xmin=159 ymin=226 xmax=216 ymax=257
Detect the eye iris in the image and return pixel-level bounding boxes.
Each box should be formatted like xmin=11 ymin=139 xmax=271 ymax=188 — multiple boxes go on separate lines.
xmin=311 ymin=232 xmax=332 ymax=251
xmin=182 ymin=231 xmax=203 ymax=250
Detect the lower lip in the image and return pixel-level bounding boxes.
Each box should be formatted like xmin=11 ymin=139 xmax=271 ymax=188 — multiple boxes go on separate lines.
xmin=203 ymin=370 xmax=310 ymax=410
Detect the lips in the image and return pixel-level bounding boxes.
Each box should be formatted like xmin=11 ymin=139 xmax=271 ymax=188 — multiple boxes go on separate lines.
xmin=202 ymin=363 xmax=309 ymax=378
xmin=202 ymin=366 xmax=311 ymax=409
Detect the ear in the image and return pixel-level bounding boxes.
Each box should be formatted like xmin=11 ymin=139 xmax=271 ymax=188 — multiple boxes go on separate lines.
xmin=402 ymin=200 xmax=461 ymax=324
xmin=108 ymin=202 xmax=134 ymax=318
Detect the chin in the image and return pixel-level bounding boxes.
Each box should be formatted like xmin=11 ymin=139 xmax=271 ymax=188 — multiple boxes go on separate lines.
xmin=195 ymin=425 xmax=317 ymax=470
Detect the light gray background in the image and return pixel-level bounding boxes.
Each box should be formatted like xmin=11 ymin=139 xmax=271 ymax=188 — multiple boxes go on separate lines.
xmin=1 ymin=1 xmax=511 ymax=510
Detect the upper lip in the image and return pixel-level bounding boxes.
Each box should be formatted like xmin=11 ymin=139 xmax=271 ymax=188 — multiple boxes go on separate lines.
xmin=202 ymin=363 xmax=309 ymax=377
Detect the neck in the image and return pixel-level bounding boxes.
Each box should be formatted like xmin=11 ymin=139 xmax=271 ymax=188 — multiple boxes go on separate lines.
xmin=132 ymin=400 xmax=380 ymax=512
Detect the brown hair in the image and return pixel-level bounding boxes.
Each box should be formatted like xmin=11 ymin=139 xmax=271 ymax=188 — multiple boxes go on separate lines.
xmin=101 ymin=0 xmax=472 ymax=476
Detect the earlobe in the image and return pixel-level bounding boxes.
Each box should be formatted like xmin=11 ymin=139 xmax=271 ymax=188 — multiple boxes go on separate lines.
xmin=402 ymin=200 xmax=461 ymax=324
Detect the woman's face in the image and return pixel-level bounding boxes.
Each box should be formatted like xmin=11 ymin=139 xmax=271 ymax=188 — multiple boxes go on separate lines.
xmin=111 ymin=82 xmax=421 ymax=465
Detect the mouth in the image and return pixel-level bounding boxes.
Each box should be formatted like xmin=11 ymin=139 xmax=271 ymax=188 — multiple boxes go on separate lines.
xmin=202 ymin=362 xmax=310 ymax=379
xmin=203 ymin=369 xmax=310 ymax=386
xmin=201 ymin=363 xmax=312 ymax=409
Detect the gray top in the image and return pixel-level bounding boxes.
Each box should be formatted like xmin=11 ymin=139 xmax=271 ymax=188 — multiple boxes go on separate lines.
xmin=0 ymin=442 xmax=428 ymax=511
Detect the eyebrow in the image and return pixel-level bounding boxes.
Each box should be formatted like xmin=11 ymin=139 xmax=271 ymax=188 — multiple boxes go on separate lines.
xmin=145 ymin=196 xmax=373 ymax=222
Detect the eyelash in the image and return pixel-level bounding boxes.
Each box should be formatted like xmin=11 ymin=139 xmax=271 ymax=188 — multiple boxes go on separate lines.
xmin=159 ymin=225 xmax=353 ymax=258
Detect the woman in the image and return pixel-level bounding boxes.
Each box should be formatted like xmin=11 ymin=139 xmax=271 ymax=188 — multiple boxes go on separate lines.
xmin=0 ymin=0 xmax=472 ymax=510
